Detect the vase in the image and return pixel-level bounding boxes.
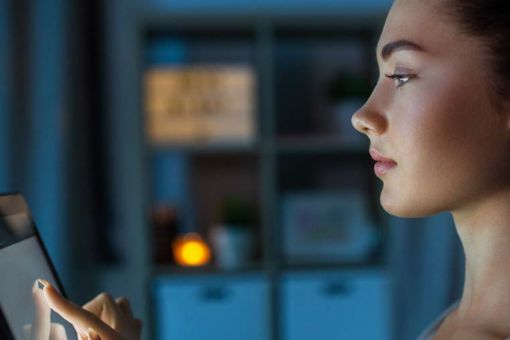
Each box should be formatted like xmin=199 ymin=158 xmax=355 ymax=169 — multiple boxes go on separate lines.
xmin=210 ymin=224 xmax=255 ymax=270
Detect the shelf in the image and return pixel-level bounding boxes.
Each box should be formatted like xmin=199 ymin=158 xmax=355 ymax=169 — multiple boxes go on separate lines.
xmin=148 ymin=137 xmax=370 ymax=155
xmin=149 ymin=141 xmax=261 ymax=155
xmin=152 ymin=263 xmax=266 ymax=277
xmin=131 ymin=11 xmax=388 ymax=340
xmin=273 ymin=32 xmax=374 ymax=141
xmin=138 ymin=11 xmax=387 ymax=31
xmin=276 ymin=135 xmax=368 ymax=154
xmin=280 ymin=260 xmax=387 ymax=273
xmin=138 ymin=12 xmax=259 ymax=31
xmin=277 ymin=152 xmax=374 ymax=193
xmin=151 ymin=261 xmax=387 ymax=277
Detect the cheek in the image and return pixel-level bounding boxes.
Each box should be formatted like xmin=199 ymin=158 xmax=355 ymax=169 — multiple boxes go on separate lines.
xmin=393 ymin=81 xmax=466 ymax=173
xmin=403 ymin=94 xmax=464 ymax=163
xmin=382 ymin=73 xmax=495 ymax=215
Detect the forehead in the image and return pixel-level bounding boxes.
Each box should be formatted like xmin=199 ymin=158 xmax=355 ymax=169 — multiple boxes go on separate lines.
xmin=377 ymin=0 xmax=457 ymax=58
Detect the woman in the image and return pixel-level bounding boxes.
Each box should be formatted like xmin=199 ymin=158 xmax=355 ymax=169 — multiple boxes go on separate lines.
xmin=40 ymin=0 xmax=510 ymax=339
xmin=352 ymin=0 xmax=510 ymax=339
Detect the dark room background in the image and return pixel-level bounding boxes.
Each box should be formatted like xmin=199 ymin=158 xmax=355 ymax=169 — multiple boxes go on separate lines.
xmin=0 ymin=0 xmax=465 ymax=339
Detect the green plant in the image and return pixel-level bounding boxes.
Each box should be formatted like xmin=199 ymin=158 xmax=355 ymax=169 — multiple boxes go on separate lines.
xmin=218 ymin=197 xmax=257 ymax=228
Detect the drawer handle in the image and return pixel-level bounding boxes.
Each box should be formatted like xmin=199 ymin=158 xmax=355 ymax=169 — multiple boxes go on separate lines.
xmin=321 ymin=281 xmax=352 ymax=297
xmin=199 ymin=286 xmax=231 ymax=302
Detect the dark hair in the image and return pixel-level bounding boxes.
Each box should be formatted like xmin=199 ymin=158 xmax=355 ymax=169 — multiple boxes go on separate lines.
xmin=442 ymin=0 xmax=510 ymax=107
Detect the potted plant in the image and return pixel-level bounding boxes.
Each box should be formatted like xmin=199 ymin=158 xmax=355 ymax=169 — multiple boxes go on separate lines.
xmin=209 ymin=197 xmax=257 ymax=269
xmin=326 ymin=72 xmax=372 ymax=143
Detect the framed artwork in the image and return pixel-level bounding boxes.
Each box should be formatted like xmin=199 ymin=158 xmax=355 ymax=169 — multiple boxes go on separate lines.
xmin=281 ymin=190 xmax=376 ymax=263
xmin=144 ymin=64 xmax=256 ymax=145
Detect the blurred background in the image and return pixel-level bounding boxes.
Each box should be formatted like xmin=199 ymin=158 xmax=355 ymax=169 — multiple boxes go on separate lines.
xmin=0 ymin=0 xmax=466 ymax=339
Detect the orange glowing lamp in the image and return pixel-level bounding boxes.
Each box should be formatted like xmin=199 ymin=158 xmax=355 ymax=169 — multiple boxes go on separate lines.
xmin=172 ymin=233 xmax=211 ymax=267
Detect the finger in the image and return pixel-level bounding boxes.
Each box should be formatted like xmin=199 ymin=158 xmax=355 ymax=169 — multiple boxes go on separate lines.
xmin=114 ymin=297 xmax=133 ymax=317
xmin=82 ymin=293 xmax=121 ymax=329
xmin=75 ymin=325 xmax=88 ymax=340
xmin=87 ymin=328 xmax=102 ymax=340
xmin=83 ymin=292 xmax=118 ymax=316
xmin=76 ymin=328 xmax=90 ymax=340
xmin=38 ymin=280 xmax=118 ymax=340
xmin=31 ymin=280 xmax=51 ymax=340
xmin=49 ymin=323 xmax=67 ymax=340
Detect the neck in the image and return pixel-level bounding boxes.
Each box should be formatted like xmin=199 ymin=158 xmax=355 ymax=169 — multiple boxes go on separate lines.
xmin=452 ymin=189 xmax=510 ymax=327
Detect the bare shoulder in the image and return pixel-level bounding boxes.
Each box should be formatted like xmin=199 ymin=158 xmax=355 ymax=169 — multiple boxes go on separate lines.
xmin=435 ymin=310 xmax=510 ymax=340
xmin=448 ymin=327 xmax=509 ymax=340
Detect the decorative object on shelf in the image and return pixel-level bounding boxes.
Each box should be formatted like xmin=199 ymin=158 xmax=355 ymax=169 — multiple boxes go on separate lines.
xmin=281 ymin=190 xmax=377 ymax=263
xmin=326 ymin=72 xmax=372 ymax=144
xmin=144 ymin=64 xmax=256 ymax=146
xmin=172 ymin=232 xmax=212 ymax=267
xmin=151 ymin=204 xmax=180 ymax=264
xmin=210 ymin=197 xmax=257 ymax=269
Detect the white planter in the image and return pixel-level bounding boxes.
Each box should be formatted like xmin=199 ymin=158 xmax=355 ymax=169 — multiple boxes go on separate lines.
xmin=210 ymin=224 xmax=255 ymax=269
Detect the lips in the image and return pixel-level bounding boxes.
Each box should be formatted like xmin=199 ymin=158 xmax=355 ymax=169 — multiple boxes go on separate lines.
xmin=369 ymin=148 xmax=395 ymax=163
xmin=369 ymin=148 xmax=397 ymax=176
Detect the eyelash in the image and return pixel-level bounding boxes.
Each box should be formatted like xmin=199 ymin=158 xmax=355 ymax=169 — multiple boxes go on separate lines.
xmin=385 ymin=73 xmax=415 ymax=88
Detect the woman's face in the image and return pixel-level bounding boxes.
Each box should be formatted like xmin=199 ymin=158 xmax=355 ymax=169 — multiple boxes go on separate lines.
xmin=352 ymin=0 xmax=510 ymax=217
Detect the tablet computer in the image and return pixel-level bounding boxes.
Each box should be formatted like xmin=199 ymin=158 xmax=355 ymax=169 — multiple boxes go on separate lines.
xmin=0 ymin=193 xmax=77 ymax=340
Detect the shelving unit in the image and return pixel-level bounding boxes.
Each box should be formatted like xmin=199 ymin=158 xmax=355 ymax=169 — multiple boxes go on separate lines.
xmin=102 ymin=1 xmax=391 ymax=339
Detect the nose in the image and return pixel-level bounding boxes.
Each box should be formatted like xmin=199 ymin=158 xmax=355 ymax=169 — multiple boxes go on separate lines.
xmin=351 ymin=101 xmax=387 ymax=137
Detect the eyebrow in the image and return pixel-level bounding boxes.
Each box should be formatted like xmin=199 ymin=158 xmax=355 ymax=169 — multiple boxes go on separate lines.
xmin=380 ymin=39 xmax=424 ymax=61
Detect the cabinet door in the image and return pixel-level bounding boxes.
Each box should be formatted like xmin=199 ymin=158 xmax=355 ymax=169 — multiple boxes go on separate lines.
xmin=282 ymin=270 xmax=392 ymax=340
xmin=153 ymin=274 xmax=270 ymax=340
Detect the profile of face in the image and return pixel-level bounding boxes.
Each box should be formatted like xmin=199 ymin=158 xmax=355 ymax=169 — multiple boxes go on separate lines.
xmin=352 ymin=0 xmax=510 ymax=218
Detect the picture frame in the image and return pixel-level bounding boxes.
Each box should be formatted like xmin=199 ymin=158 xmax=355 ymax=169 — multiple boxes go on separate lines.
xmin=144 ymin=64 xmax=256 ymax=145
xmin=281 ymin=190 xmax=376 ymax=263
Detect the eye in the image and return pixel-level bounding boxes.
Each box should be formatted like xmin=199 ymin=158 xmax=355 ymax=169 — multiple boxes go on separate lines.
xmin=385 ymin=73 xmax=414 ymax=88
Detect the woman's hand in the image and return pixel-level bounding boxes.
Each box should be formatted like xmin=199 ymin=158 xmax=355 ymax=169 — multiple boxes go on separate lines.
xmin=24 ymin=280 xmax=68 ymax=340
xmin=38 ymin=279 xmax=142 ymax=340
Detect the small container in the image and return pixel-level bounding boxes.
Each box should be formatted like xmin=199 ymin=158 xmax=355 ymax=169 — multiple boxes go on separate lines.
xmin=210 ymin=224 xmax=255 ymax=270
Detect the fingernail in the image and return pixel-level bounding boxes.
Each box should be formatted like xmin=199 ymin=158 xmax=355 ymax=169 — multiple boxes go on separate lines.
xmin=37 ymin=279 xmax=49 ymax=289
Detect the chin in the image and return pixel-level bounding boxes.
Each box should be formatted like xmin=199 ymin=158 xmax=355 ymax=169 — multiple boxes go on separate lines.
xmin=379 ymin=190 xmax=444 ymax=218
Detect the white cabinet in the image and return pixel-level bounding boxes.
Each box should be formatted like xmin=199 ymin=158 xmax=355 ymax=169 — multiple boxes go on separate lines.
xmin=153 ymin=274 xmax=270 ymax=340
xmin=281 ymin=270 xmax=392 ymax=340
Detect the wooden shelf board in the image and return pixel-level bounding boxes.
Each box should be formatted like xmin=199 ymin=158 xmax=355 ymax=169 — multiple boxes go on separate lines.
xmin=151 ymin=263 xmax=267 ymax=277
xmin=281 ymin=259 xmax=387 ymax=272
xmin=137 ymin=11 xmax=387 ymax=32
xmin=149 ymin=142 xmax=261 ymax=154
xmin=276 ymin=135 xmax=369 ymax=154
